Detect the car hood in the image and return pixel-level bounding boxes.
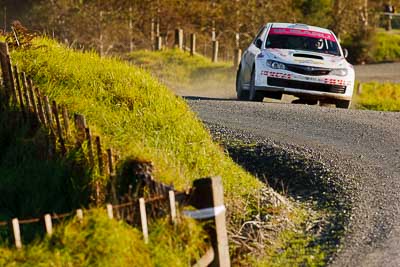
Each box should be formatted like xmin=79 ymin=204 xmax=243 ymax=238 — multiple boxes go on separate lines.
xmin=263 ymin=48 xmax=351 ymax=69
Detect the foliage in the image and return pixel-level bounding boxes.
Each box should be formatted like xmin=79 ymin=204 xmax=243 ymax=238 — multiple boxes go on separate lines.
xmin=5 ymin=0 xmax=399 ymax=59
xmin=354 ymin=82 xmax=400 ymax=111
xmin=0 ymin=209 xmax=207 ymax=266
xmin=342 ymin=27 xmax=376 ymax=64
xmin=370 ymin=30 xmax=400 ymax=62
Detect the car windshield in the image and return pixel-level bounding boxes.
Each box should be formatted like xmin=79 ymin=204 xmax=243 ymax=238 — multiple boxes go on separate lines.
xmin=265 ymin=31 xmax=340 ymax=56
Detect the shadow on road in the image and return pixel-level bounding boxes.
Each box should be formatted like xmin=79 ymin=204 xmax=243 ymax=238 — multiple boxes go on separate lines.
xmin=182 ymin=95 xmax=236 ymax=101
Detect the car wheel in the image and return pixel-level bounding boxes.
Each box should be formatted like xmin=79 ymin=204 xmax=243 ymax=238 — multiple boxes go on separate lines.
xmin=335 ymin=100 xmax=351 ymax=109
xmin=236 ymin=65 xmax=249 ymax=100
xmin=249 ymin=67 xmax=264 ymax=102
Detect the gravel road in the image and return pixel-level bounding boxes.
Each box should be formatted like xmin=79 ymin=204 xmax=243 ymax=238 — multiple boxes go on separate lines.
xmin=355 ymin=62 xmax=400 ymax=83
xmin=187 ymin=99 xmax=400 ymax=266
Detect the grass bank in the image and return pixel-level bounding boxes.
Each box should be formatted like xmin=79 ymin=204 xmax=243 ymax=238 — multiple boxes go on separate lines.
xmin=0 ymin=37 xmax=309 ymax=265
xmin=354 ymin=82 xmax=400 ymax=111
xmin=128 ymin=49 xmax=236 ymax=97
xmin=10 ymin=38 xmax=260 ymax=200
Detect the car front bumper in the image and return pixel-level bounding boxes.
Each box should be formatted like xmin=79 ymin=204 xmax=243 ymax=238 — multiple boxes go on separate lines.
xmin=255 ymin=69 xmax=354 ymax=101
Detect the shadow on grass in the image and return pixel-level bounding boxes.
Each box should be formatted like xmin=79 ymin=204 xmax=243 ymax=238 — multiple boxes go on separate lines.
xmin=0 ymin=111 xmax=91 ymax=244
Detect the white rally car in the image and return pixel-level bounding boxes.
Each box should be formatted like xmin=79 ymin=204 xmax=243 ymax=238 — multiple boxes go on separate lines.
xmin=236 ymin=23 xmax=355 ymax=108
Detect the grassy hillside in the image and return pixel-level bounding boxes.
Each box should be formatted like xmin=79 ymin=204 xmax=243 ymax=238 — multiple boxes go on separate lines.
xmin=10 ymin=38 xmax=260 ymax=199
xmin=0 ymin=37 xmax=332 ymax=265
xmin=128 ymin=49 xmax=236 ymax=97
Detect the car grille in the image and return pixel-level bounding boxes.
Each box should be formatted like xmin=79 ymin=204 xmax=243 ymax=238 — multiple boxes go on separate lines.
xmin=267 ymin=77 xmax=346 ymax=94
xmin=286 ymin=64 xmax=331 ymax=76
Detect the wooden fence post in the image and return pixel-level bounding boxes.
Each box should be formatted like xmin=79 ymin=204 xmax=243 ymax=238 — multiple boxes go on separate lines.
xmin=27 ymin=78 xmax=39 ymax=121
xmin=95 ymin=136 xmax=104 ymax=175
xmin=212 ymin=41 xmax=219 ymax=63
xmin=357 ymin=83 xmax=363 ymax=95
xmin=44 ymin=214 xmax=53 ymax=236
xmin=74 ymin=114 xmax=87 ymax=147
xmin=0 ymin=42 xmax=11 ymax=107
xmin=13 ymin=65 xmax=26 ymax=119
xmin=21 ymin=72 xmax=31 ymax=112
xmin=139 ymin=198 xmax=149 ymax=244
xmin=169 ymin=190 xmax=177 ymax=225
xmin=174 ymin=28 xmax=183 ymax=50
xmin=155 ymin=36 xmax=162 ymax=51
xmin=43 ymin=96 xmax=54 ymax=132
xmin=62 ymin=106 xmax=70 ymax=138
xmin=11 ymin=218 xmax=22 ymax=249
xmin=35 ymin=87 xmax=47 ymax=126
xmin=190 ymin=33 xmax=196 ymax=56
xmin=106 ymin=204 xmax=114 ymax=219
xmin=6 ymin=55 xmax=18 ymax=105
xmin=53 ymin=101 xmax=66 ymax=154
xmin=76 ymin=209 xmax=83 ymax=222
xmin=85 ymin=128 xmax=95 ymax=167
xmin=234 ymin=49 xmax=242 ymax=69
xmin=107 ymin=148 xmax=114 ymax=175
xmin=129 ymin=6 xmax=134 ymax=52
xmin=189 ymin=176 xmax=230 ymax=267
xmin=150 ymin=18 xmax=155 ymax=50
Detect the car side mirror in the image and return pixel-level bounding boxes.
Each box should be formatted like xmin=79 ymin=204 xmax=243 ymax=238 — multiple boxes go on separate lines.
xmin=343 ymin=48 xmax=348 ymax=58
xmin=255 ymin=38 xmax=263 ymax=49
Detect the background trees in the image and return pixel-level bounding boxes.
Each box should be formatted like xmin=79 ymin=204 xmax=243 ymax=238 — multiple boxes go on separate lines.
xmin=1 ymin=0 xmax=399 ymax=62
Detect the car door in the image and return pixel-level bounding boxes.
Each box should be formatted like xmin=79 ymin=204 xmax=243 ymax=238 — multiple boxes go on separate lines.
xmin=242 ymin=25 xmax=269 ymax=84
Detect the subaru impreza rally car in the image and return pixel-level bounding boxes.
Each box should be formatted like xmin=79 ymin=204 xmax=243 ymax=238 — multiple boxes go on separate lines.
xmin=236 ymin=23 xmax=355 ymax=108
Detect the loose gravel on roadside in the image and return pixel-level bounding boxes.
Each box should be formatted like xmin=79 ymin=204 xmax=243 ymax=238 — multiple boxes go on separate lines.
xmin=188 ymin=99 xmax=400 ymax=266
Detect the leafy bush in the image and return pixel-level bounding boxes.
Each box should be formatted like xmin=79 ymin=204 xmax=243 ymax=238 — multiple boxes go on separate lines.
xmin=370 ymin=30 xmax=400 ymax=63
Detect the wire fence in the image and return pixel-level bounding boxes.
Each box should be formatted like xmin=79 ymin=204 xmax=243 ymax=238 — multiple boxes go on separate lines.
xmin=0 ymin=38 xmax=230 ymax=266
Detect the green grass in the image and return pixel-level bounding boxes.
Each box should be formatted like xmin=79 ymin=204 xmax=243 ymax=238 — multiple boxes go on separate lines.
xmin=128 ymin=49 xmax=235 ymax=95
xmin=0 ymin=209 xmax=207 ymax=266
xmin=0 ymin=37 xmax=266 ymax=264
xmin=0 ymin=38 xmax=328 ymax=265
xmin=354 ymin=82 xmax=400 ymax=111
xmin=10 ymin=38 xmax=261 ymax=202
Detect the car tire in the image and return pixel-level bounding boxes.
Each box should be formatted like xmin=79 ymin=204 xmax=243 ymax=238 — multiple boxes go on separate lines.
xmin=335 ymin=100 xmax=351 ymax=109
xmin=249 ymin=67 xmax=264 ymax=102
xmin=236 ymin=65 xmax=249 ymax=100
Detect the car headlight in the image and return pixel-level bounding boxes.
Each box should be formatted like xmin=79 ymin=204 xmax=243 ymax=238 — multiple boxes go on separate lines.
xmin=267 ymin=60 xmax=286 ymax=70
xmin=330 ymin=68 xmax=348 ymax=76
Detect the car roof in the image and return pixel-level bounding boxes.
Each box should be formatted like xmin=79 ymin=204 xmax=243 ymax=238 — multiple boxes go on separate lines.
xmin=268 ymin=23 xmax=333 ymax=34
